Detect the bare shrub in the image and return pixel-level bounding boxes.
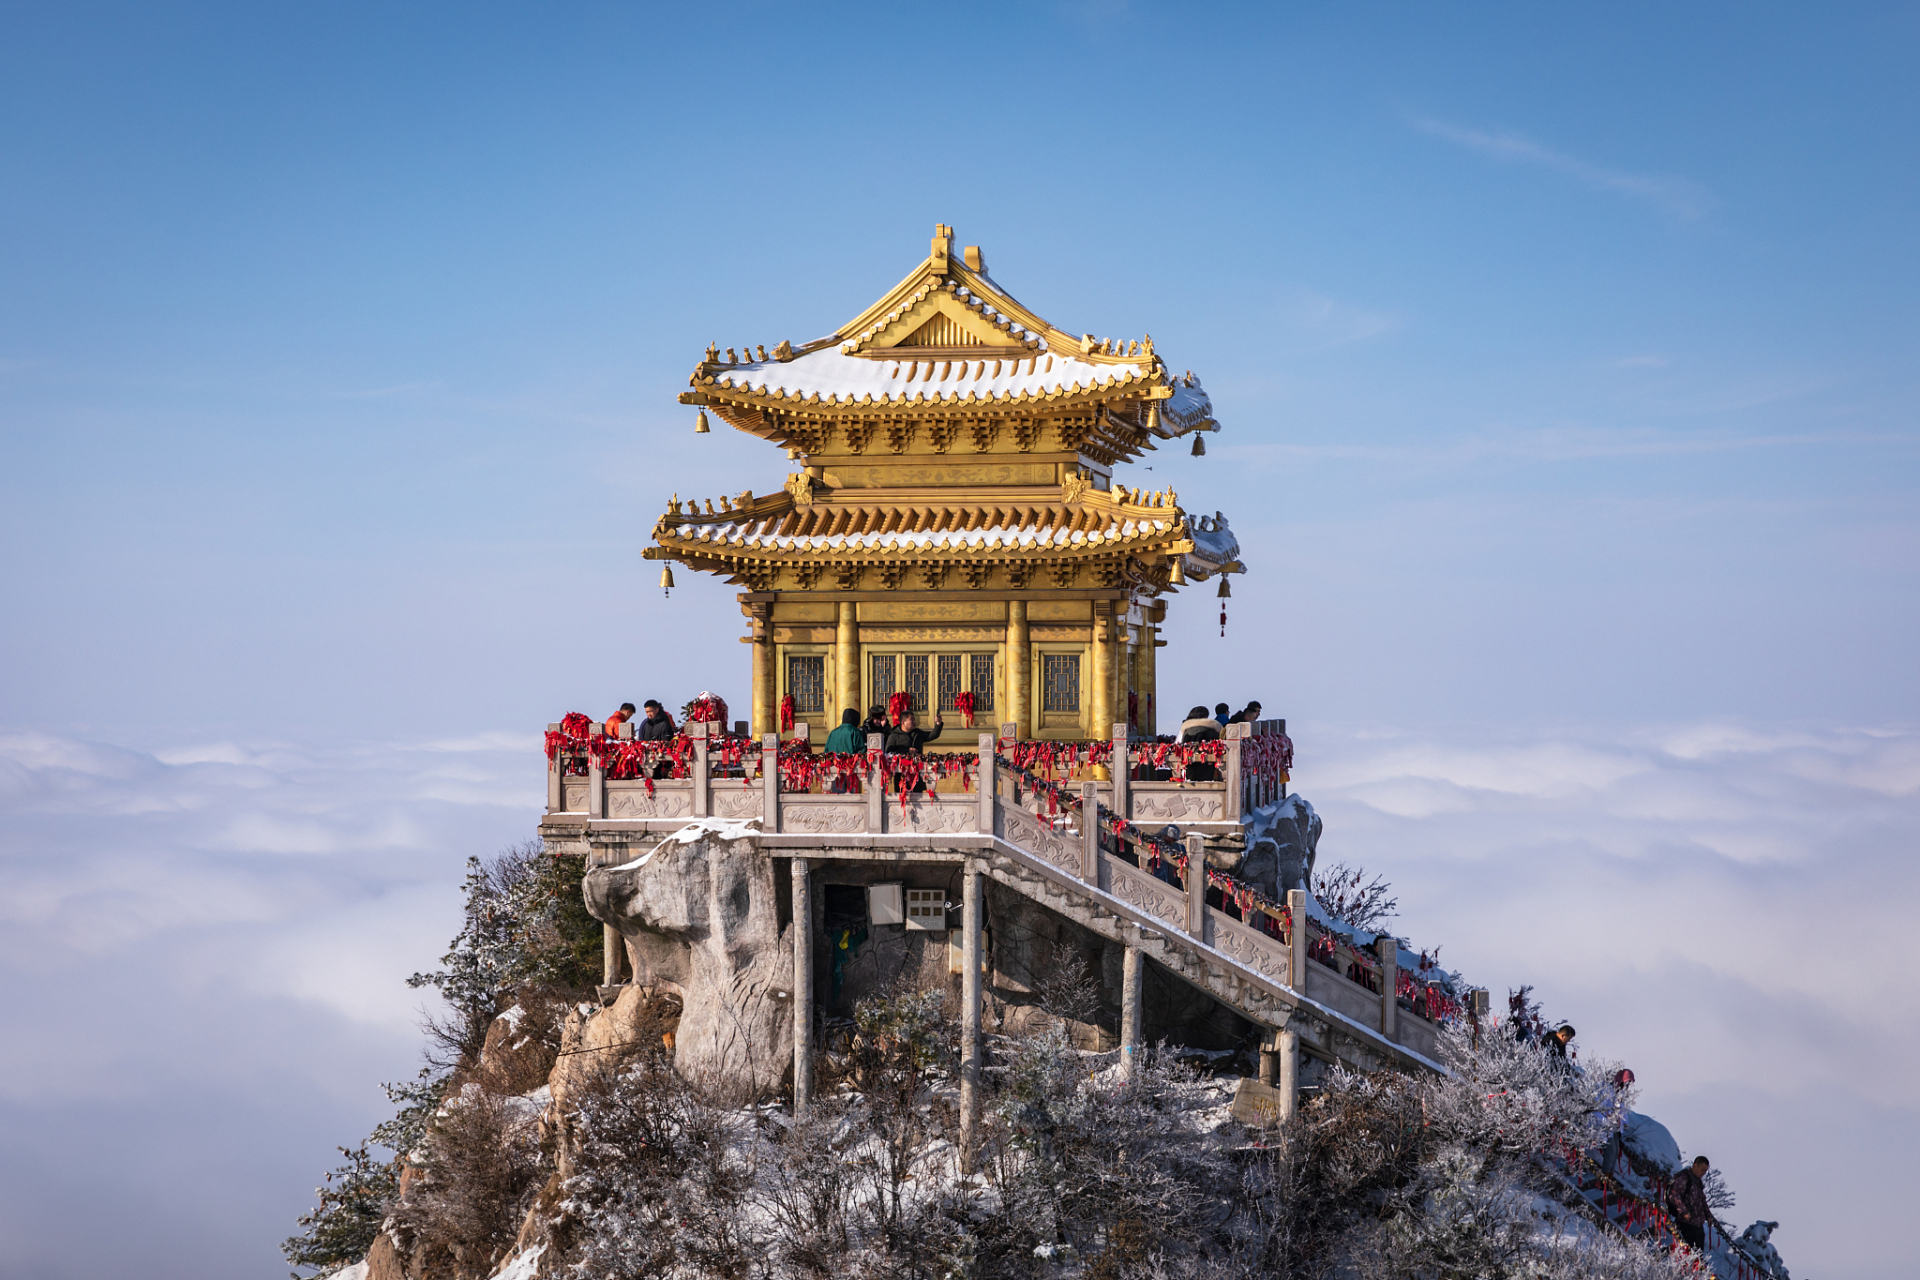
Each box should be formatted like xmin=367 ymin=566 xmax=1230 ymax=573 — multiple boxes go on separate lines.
xmin=561 ymin=1053 xmax=760 ymax=1280
xmin=386 ymin=1084 xmax=547 ymax=1280
xmin=1308 ymin=861 xmax=1398 ymax=933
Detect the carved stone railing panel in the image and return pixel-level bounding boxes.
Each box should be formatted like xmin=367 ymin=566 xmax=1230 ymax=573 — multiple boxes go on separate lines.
xmin=779 ymin=798 xmax=869 ymax=834
xmin=1393 ymin=1013 xmax=1438 ymax=1060
xmin=1101 ymin=856 xmax=1187 ymax=928
xmin=1306 ymin=964 xmax=1383 ymax=1031
xmin=1204 ymin=908 xmax=1292 ymax=984
xmin=997 ymin=802 xmax=1083 ymax=874
xmin=605 ymin=782 xmax=694 ymax=820
xmin=1128 ymin=786 xmax=1225 ymax=823
xmin=886 ymin=796 xmax=978 ymax=834
xmin=711 ymin=786 xmax=763 ymax=820
xmin=561 ymin=781 xmax=588 ymax=812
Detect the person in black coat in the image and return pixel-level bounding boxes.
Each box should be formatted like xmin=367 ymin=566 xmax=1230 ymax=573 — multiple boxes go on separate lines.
xmin=883 ymin=711 xmax=944 ymax=755
xmin=1666 ymin=1156 xmax=1713 ymax=1251
xmin=861 ymin=705 xmax=891 ymax=741
xmin=636 ymin=700 xmax=677 ymax=741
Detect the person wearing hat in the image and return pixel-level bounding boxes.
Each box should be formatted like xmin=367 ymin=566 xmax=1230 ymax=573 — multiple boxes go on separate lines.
xmin=860 ymin=704 xmax=891 ymax=741
xmin=825 ymin=708 xmax=863 ymax=754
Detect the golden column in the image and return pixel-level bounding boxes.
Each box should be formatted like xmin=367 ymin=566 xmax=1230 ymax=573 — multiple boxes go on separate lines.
xmin=1141 ymin=623 xmax=1159 ymax=736
xmin=1006 ymin=600 xmax=1030 ymax=738
xmin=1090 ymin=602 xmax=1114 ymax=738
xmin=749 ymin=602 xmax=775 ymax=736
xmin=835 ymin=602 xmax=858 ymax=721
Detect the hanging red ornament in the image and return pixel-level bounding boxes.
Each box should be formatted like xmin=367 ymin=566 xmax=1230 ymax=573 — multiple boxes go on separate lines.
xmin=779 ymin=694 xmax=795 ymax=733
xmin=887 ymin=690 xmax=912 ymax=726
xmin=955 ymin=690 xmax=975 ymax=728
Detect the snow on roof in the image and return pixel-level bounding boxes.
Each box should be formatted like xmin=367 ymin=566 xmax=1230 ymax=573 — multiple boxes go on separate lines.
xmin=665 ymin=515 xmax=1178 ymax=555
xmin=703 ymin=346 xmax=1151 ymax=407
xmin=1186 ymin=513 xmax=1240 ymax=569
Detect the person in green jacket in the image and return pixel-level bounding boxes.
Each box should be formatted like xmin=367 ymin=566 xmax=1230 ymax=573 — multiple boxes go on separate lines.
xmin=824 ymin=708 xmax=863 ymax=754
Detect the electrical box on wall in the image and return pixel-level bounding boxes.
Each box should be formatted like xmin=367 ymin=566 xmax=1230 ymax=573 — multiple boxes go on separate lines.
xmin=905 ymin=888 xmax=947 ymax=932
xmin=868 ymin=882 xmax=903 ymax=926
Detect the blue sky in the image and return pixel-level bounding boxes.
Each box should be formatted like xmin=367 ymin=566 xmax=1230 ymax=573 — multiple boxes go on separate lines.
xmin=2 ymin=3 xmax=1917 ymax=1277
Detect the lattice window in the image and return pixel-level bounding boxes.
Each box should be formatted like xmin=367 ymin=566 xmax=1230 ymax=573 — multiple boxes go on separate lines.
xmin=1042 ymin=653 xmax=1081 ymax=713
xmin=786 ymin=655 xmax=825 ymax=715
xmin=870 ymin=654 xmax=896 ymax=707
xmin=969 ymin=653 xmax=995 ymax=713
xmin=937 ymin=654 xmax=964 ymax=712
xmin=902 ymin=654 xmax=929 ymax=715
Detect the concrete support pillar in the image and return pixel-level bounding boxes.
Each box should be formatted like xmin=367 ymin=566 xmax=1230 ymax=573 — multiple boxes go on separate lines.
xmin=959 ymin=862 xmax=983 ymax=1172
xmin=1090 ymin=604 xmax=1114 ymax=746
xmin=1120 ymin=941 xmax=1144 ymax=1081
xmin=792 ymin=858 xmax=813 ymax=1117
xmin=835 ymin=601 xmax=858 ymax=722
xmin=1276 ymin=1027 xmax=1299 ymax=1122
xmin=1006 ymin=600 xmax=1030 ymax=739
xmin=1111 ymin=722 xmax=1130 ymax=819
xmin=603 ymin=920 xmax=624 ymax=987
xmin=1258 ymin=1035 xmax=1277 ymax=1086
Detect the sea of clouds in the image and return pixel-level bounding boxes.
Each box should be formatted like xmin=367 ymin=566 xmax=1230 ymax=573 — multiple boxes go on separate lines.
xmin=0 ymin=719 xmax=1912 ymax=1278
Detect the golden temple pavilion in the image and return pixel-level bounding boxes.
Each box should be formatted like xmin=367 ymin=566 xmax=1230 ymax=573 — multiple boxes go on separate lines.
xmin=647 ymin=225 xmax=1243 ymax=743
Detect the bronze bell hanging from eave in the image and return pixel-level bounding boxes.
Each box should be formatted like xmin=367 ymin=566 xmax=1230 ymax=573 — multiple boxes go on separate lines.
xmin=1169 ymin=557 xmax=1186 ymax=586
xmin=1191 ymin=433 xmax=1205 ymax=456
xmin=695 ymin=409 xmax=710 ymax=434
xmin=1217 ymin=574 xmax=1231 ymax=598
xmin=661 ymin=564 xmax=675 ymax=596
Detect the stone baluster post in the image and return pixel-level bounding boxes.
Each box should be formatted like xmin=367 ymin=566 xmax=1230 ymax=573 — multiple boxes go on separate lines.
xmin=588 ymin=722 xmax=606 ymax=819
xmin=547 ymin=724 xmax=562 ymax=812
xmin=1288 ymin=888 xmax=1309 ymax=992
xmin=1223 ymin=723 xmax=1243 ymax=823
xmin=1111 ymin=721 xmax=1129 ymax=820
xmin=866 ymin=733 xmax=885 ymax=833
xmin=1377 ymin=934 xmax=1398 ymax=1041
xmin=1082 ymin=781 xmax=1099 ymax=882
xmin=959 ymin=862 xmax=983 ymax=1172
xmin=1186 ymin=834 xmax=1206 ymax=936
xmin=792 ymin=858 xmax=813 ymax=1117
xmin=977 ymin=734 xmax=994 ymax=834
xmin=762 ymin=733 xmax=781 ymax=832
xmin=691 ymin=724 xmax=710 ymax=818
xmin=1121 ymin=938 xmax=1144 ymax=1082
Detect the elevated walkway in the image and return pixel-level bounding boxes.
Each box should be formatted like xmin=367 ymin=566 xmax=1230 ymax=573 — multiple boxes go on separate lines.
xmin=542 ymin=727 xmax=1453 ymax=1098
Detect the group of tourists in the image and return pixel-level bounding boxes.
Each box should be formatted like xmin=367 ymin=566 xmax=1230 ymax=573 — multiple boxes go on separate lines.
xmin=829 ymin=706 xmax=943 ymax=756
xmin=603 ymin=700 xmax=678 ymax=741
xmin=1176 ymin=699 xmax=1263 ymax=743
xmin=1515 ymin=1016 xmax=1722 ymax=1256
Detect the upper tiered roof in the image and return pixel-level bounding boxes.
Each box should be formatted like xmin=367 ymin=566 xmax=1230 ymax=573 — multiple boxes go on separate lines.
xmin=678 ymin=225 xmax=1220 ymax=464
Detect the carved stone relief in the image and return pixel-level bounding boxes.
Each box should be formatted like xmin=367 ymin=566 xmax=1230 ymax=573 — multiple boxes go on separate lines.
xmin=1130 ymin=791 xmax=1225 ymax=822
xmin=1206 ymin=911 xmax=1290 ymax=982
xmin=1103 ymin=859 xmax=1186 ymax=926
xmin=889 ymin=799 xmax=978 ymax=834
xmin=781 ymin=804 xmax=869 ymax=834
xmin=997 ymin=804 xmax=1082 ymax=873
xmin=713 ymin=788 xmax=763 ymax=819
xmin=607 ymin=789 xmax=693 ymax=820
xmin=562 ymin=782 xmax=588 ymax=812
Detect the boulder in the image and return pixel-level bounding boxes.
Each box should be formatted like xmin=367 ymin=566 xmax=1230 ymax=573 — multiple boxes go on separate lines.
xmin=1239 ymin=795 xmax=1321 ymax=898
xmin=581 ymin=824 xmax=794 ymax=1100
